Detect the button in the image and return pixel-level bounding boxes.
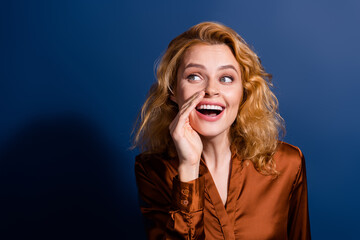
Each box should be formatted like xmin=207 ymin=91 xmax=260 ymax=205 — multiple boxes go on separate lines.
xmin=181 ymin=189 xmax=189 ymax=195
xmin=181 ymin=200 xmax=189 ymax=206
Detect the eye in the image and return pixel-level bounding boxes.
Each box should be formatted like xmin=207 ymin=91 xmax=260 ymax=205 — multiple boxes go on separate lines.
xmin=220 ymin=76 xmax=233 ymax=83
xmin=187 ymin=74 xmax=202 ymax=82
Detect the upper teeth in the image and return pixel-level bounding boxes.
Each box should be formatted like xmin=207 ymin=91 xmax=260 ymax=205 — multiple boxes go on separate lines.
xmin=197 ymin=105 xmax=223 ymax=111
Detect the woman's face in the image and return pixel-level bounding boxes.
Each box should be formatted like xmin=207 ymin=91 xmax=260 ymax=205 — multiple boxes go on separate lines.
xmin=173 ymin=43 xmax=243 ymax=138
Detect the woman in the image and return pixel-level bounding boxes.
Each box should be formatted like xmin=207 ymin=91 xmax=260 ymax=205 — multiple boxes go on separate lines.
xmin=133 ymin=22 xmax=311 ymax=239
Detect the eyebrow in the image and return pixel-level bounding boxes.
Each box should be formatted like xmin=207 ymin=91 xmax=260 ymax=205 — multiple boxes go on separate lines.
xmin=184 ymin=63 xmax=206 ymax=70
xmin=184 ymin=63 xmax=239 ymax=73
xmin=218 ymin=64 xmax=238 ymax=72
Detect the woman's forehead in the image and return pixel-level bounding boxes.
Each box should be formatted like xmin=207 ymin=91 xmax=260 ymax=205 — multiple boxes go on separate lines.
xmin=179 ymin=44 xmax=240 ymax=73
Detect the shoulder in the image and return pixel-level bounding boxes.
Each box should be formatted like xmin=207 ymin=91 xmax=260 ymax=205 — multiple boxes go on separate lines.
xmin=275 ymin=141 xmax=304 ymax=161
xmin=135 ymin=151 xmax=178 ymax=170
xmin=135 ymin=152 xmax=166 ymax=169
xmin=135 ymin=151 xmax=178 ymax=183
xmin=274 ymin=141 xmax=305 ymax=179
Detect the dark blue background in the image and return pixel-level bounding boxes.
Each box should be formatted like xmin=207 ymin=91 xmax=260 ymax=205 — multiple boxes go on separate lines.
xmin=1 ymin=0 xmax=359 ymax=239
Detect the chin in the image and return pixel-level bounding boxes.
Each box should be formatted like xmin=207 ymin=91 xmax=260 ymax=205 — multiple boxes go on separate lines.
xmin=189 ymin=113 xmax=233 ymax=139
xmin=191 ymin=122 xmax=230 ymax=139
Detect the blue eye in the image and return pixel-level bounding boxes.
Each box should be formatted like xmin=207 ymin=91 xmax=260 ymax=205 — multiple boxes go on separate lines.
xmin=187 ymin=74 xmax=201 ymax=81
xmin=220 ymin=76 xmax=233 ymax=83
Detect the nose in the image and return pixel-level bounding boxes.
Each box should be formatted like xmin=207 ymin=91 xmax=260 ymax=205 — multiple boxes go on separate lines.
xmin=204 ymin=78 xmax=219 ymax=97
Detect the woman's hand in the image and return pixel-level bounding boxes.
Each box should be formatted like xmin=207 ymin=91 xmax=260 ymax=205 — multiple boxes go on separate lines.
xmin=169 ymin=90 xmax=205 ymax=182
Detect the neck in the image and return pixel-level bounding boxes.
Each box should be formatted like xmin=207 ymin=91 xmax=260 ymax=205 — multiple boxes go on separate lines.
xmin=201 ymin=132 xmax=232 ymax=171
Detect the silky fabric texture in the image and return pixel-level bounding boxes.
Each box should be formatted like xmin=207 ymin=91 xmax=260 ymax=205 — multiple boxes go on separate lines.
xmin=135 ymin=142 xmax=311 ymax=239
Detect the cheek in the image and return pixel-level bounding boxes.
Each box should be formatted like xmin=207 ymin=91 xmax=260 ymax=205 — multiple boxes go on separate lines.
xmin=225 ymin=88 xmax=243 ymax=108
xmin=176 ymin=85 xmax=201 ymax=107
xmin=225 ymin=90 xmax=243 ymax=121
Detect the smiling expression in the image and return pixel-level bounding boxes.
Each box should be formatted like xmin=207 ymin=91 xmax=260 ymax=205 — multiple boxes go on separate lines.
xmin=174 ymin=43 xmax=243 ymax=138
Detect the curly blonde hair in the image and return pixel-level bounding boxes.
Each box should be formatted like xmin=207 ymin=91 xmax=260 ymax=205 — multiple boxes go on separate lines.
xmin=133 ymin=22 xmax=284 ymax=176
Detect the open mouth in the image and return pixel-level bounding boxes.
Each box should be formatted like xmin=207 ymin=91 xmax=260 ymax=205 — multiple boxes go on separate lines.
xmin=196 ymin=104 xmax=224 ymax=117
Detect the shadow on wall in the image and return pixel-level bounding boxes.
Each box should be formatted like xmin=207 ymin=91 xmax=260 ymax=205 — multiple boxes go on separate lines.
xmin=0 ymin=114 xmax=145 ymax=240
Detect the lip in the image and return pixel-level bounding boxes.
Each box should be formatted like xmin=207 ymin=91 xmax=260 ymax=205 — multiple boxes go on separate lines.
xmin=196 ymin=109 xmax=224 ymax=122
xmin=195 ymin=101 xmax=226 ymax=122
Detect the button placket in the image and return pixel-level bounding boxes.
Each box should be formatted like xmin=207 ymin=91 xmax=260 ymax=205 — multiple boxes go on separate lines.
xmin=180 ymin=186 xmax=190 ymax=208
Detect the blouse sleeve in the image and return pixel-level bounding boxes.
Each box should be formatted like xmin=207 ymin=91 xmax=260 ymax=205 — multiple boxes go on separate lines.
xmin=287 ymin=150 xmax=311 ymax=239
xmin=135 ymin=158 xmax=205 ymax=240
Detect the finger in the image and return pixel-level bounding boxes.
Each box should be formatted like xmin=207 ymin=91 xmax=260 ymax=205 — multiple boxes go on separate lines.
xmin=169 ymin=114 xmax=179 ymax=133
xmin=180 ymin=90 xmax=202 ymax=110
xmin=170 ymin=90 xmax=204 ymax=136
xmin=179 ymin=90 xmax=204 ymax=119
xmin=179 ymin=90 xmax=204 ymax=115
xmin=169 ymin=105 xmax=185 ymax=133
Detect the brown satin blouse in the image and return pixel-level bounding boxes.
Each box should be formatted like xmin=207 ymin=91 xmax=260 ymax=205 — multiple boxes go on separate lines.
xmin=135 ymin=142 xmax=311 ymax=239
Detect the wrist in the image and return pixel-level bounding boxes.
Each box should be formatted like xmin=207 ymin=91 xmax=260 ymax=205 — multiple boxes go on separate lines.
xmin=178 ymin=162 xmax=200 ymax=182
